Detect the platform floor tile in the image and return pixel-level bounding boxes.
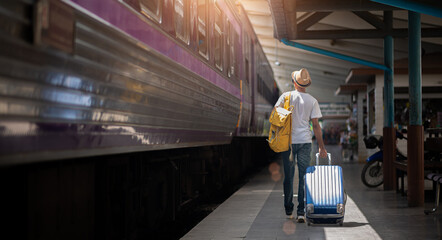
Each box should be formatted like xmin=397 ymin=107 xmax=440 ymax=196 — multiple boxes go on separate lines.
xmin=182 ymin=145 xmax=442 ymax=240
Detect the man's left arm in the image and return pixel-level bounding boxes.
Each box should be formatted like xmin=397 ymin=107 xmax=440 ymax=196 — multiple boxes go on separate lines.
xmin=312 ymin=118 xmax=327 ymax=158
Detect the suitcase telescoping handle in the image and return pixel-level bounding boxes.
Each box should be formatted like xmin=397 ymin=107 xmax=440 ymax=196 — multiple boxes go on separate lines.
xmin=315 ymin=153 xmax=332 ymax=165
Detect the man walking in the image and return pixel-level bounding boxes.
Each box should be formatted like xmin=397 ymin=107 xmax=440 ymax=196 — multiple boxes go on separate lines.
xmin=274 ymin=68 xmax=327 ymax=223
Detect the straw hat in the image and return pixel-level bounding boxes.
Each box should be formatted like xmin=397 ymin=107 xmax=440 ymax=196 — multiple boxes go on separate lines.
xmin=291 ymin=68 xmax=311 ymax=87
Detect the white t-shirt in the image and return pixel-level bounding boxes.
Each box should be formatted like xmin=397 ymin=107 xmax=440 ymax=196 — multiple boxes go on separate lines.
xmin=274 ymin=90 xmax=322 ymax=144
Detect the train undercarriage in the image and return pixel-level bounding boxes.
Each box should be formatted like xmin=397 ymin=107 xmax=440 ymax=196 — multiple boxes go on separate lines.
xmin=0 ymin=137 xmax=273 ymax=239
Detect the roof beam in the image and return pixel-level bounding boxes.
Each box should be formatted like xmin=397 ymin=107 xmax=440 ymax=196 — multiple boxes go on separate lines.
xmin=293 ymin=0 xmax=397 ymax=11
xmin=352 ymin=11 xmax=385 ymax=29
xmin=268 ymin=0 xmax=288 ymax=39
xmin=370 ymin=0 xmax=442 ymax=18
xmin=284 ymin=0 xmax=297 ymax=39
xmin=295 ymin=40 xmax=385 ymax=60
xmin=295 ymin=28 xmax=442 ymax=39
xmin=297 ymin=12 xmax=332 ymax=32
xmin=343 ymin=38 xmax=442 ymax=55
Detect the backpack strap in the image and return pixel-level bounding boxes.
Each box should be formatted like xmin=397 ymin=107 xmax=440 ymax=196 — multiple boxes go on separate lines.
xmin=284 ymin=92 xmax=290 ymax=109
xmin=284 ymin=92 xmax=294 ymax=111
xmin=284 ymin=92 xmax=292 ymax=150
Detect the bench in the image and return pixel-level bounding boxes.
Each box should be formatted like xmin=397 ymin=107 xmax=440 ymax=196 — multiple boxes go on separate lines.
xmin=424 ymin=173 xmax=442 ymax=215
xmin=394 ymin=160 xmax=442 ymax=196
xmin=394 ymin=160 xmax=408 ymax=196
xmin=395 ymin=128 xmax=442 ymax=196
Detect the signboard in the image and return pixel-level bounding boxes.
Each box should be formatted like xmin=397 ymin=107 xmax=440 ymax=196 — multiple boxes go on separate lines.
xmin=319 ymin=103 xmax=351 ymax=118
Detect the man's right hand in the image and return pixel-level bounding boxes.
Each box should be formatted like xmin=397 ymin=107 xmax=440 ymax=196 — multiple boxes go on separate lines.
xmin=319 ymin=147 xmax=328 ymax=158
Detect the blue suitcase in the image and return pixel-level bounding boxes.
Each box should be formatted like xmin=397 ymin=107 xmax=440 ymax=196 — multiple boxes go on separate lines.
xmin=305 ymin=153 xmax=345 ymax=226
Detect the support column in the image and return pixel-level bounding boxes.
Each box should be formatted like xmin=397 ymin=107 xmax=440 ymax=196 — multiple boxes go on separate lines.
xmin=357 ymin=91 xmax=367 ymax=163
xmin=383 ymin=11 xmax=395 ymax=190
xmin=407 ymin=11 xmax=424 ymax=207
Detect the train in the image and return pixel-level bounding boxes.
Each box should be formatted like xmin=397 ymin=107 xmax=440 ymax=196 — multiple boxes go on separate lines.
xmin=0 ymin=0 xmax=279 ymax=238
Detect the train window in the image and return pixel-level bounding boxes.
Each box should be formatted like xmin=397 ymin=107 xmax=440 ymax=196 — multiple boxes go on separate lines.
xmin=257 ymin=74 xmax=263 ymax=95
xmin=243 ymin=33 xmax=250 ymax=83
xmin=214 ymin=4 xmax=223 ymax=71
xmin=174 ymin=0 xmax=189 ymax=44
xmin=233 ymin=30 xmax=239 ymax=78
xmin=257 ymin=66 xmax=274 ymax=104
xmin=226 ymin=21 xmax=238 ymax=79
xmin=245 ymin=58 xmax=249 ymax=83
xmin=197 ymin=0 xmax=208 ymax=58
xmin=139 ymin=0 xmax=162 ymax=22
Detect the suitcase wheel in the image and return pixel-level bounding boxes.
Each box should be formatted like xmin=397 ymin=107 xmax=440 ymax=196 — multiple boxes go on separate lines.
xmin=338 ymin=219 xmax=344 ymax=226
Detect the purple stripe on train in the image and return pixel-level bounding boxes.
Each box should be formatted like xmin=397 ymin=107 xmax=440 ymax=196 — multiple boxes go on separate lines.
xmin=67 ymin=0 xmax=241 ymax=99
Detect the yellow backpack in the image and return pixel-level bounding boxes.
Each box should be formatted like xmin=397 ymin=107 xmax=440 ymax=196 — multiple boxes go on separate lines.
xmin=267 ymin=93 xmax=293 ymax=152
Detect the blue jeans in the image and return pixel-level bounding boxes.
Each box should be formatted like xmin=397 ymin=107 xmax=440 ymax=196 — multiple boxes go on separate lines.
xmin=282 ymin=143 xmax=311 ymax=216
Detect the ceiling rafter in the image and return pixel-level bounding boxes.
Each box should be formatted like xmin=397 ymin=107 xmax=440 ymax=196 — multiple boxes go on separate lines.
xmin=352 ymin=11 xmax=385 ymax=30
xmin=293 ymin=0 xmax=397 ymax=11
xmin=284 ymin=0 xmax=297 ymax=39
xmin=296 ymin=28 xmax=442 ymax=39
xmin=297 ymin=12 xmax=332 ymax=32
xmin=269 ymin=0 xmax=442 ymax=40
xmin=242 ymin=0 xmax=442 ymax=99
xmin=268 ymin=0 xmax=288 ymax=39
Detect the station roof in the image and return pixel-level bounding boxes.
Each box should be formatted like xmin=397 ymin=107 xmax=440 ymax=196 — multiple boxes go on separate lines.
xmin=335 ymin=52 xmax=442 ymax=95
xmin=239 ymin=0 xmax=442 ymax=102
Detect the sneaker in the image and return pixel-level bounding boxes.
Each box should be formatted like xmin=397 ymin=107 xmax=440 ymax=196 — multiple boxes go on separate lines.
xmin=296 ymin=215 xmax=305 ymax=223
xmin=286 ymin=211 xmax=293 ymax=218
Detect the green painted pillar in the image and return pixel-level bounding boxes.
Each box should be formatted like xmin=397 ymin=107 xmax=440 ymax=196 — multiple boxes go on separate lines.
xmin=383 ymin=11 xmax=395 ymax=190
xmin=407 ymin=11 xmax=424 ymax=207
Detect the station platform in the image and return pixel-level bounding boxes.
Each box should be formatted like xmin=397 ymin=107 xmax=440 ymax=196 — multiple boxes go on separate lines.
xmin=181 ymin=145 xmax=442 ymax=240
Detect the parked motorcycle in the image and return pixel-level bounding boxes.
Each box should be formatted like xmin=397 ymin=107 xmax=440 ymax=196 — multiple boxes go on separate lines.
xmin=361 ymin=131 xmax=407 ymax=188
